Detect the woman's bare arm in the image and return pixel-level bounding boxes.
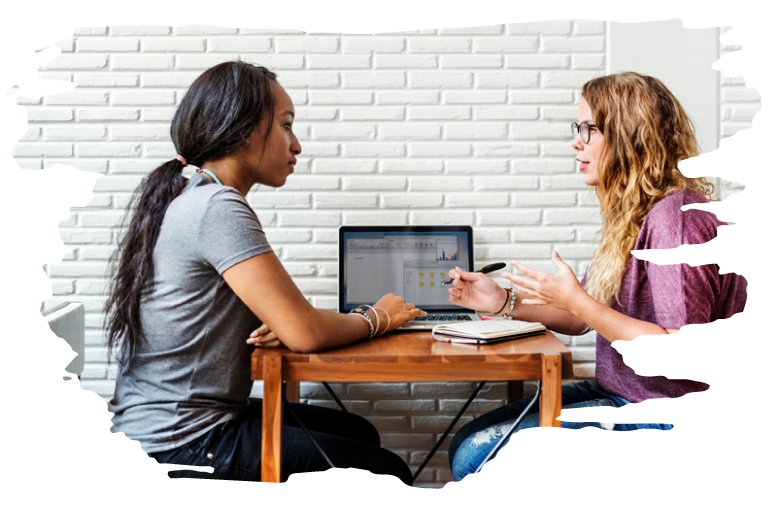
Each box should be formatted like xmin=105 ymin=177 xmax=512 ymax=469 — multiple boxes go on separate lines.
xmin=506 ymin=253 xmax=679 ymax=343
xmin=447 ymin=267 xmax=587 ymax=335
xmin=502 ymin=290 xmax=589 ymax=335
xmin=223 ymin=252 xmax=425 ymax=353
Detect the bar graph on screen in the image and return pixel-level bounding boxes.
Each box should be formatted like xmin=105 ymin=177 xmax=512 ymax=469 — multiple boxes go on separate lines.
xmin=435 ymin=236 xmax=458 ymax=261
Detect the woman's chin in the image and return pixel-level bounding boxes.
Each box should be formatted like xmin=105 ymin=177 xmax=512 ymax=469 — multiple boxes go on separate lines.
xmin=581 ymin=173 xmax=599 ymax=187
xmin=260 ymin=177 xmax=288 ymax=189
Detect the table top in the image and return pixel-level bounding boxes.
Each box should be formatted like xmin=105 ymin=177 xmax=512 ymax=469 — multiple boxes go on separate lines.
xmin=254 ymin=331 xmax=572 ymax=482
xmin=251 ymin=330 xmax=574 ymax=382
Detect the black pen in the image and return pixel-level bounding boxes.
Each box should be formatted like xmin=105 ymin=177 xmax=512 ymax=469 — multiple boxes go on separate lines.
xmin=441 ymin=262 xmax=507 ymax=285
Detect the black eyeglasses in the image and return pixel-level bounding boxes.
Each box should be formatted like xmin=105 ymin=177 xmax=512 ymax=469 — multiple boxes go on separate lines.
xmin=571 ymin=121 xmax=598 ymax=144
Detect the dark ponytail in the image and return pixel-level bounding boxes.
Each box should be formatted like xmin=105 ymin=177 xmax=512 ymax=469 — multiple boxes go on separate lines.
xmin=105 ymin=62 xmax=278 ymax=369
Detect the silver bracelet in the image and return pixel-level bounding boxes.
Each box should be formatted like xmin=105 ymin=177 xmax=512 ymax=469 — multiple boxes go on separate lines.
xmin=502 ymin=288 xmax=517 ymax=320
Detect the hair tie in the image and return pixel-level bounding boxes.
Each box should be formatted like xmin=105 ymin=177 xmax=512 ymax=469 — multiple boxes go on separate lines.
xmin=174 ymin=154 xmax=188 ymax=167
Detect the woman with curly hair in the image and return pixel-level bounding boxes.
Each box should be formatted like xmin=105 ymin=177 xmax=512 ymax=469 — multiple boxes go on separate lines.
xmin=446 ymin=72 xmax=747 ymax=481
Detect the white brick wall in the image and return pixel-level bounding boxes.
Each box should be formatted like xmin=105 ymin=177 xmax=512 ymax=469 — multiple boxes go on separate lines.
xmin=720 ymin=26 xmax=758 ymax=199
xmin=21 ymin=21 xmax=755 ymax=487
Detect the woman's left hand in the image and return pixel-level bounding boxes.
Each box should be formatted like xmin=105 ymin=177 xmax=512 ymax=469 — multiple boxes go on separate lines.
xmin=502 ymin=251 xmax=587 ymax=313
xmin=246 ymin=323 xmax=285 ymax=348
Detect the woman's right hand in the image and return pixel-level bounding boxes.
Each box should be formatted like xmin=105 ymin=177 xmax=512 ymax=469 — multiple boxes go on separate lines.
xmin=372 ymin=293 xmax=427 ymax=335
xmin=447 ymin=267 xmax=506 ymax=313
xmin=246 ymin=322 xmax=285 ymax=348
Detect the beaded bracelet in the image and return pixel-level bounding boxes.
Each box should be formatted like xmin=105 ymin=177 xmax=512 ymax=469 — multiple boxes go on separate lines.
xmin=351 ymin=311 xmax=375 ymax=339
xmin=351 ymin=305 xmax=379 ymax=339
xmin=360 ymin=305 xmax=381 ymax=336
xmin=502 ymin=288 xmax=517 ymax=320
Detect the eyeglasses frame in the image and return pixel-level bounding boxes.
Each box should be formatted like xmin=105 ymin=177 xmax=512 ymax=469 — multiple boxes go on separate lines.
xmin=571 ymin=121 xmax=598 ymax=144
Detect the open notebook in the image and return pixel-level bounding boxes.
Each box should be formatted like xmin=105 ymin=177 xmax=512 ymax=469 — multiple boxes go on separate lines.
xmin=432 ymin=319 xmax=546 ymax=345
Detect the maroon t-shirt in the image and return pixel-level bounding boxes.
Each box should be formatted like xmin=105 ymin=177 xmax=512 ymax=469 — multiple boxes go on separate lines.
xmin=588 ymin=189 xmax=747 ymax=403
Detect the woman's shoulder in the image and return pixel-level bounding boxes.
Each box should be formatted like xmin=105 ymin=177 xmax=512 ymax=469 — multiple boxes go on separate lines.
xmin=648 ymin=188 xmax=709 ymax=216
xmin=166 ymin=174 xmax=254 ymax=228
xmin=174 ymin=174 xmax=250 ymax=213
xmin=645 ymin=189 xmax=714 ymax=225
xmin=640 ymin=188 xmax=720 ymax=247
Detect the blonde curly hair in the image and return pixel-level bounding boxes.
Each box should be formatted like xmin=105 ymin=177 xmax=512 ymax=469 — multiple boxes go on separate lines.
xmin=582 ymin=72 xmax=715 ymax=306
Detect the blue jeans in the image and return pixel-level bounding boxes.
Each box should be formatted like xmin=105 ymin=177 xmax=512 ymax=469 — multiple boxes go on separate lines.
xmin=448 ymin=380 xmax=672 ymax=481
xmin=151 ymin=398 xmax=412 ymax=485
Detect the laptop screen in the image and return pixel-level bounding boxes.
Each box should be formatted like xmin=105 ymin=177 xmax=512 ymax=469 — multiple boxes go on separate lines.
xmin=339 ymin=226 xmax=474 ymax=313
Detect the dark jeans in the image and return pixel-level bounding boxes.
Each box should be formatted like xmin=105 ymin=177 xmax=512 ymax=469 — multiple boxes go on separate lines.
xmin=151 ymin=399 xmax=412 ymax=485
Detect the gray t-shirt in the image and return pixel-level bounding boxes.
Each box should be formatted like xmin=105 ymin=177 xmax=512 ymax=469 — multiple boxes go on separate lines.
xmin=108 ymin=173 xmax=273 ymax=453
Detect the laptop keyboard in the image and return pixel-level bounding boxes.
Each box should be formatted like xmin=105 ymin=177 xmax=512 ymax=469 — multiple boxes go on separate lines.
xmin=414 ymin=314 xmax=473 ymax=322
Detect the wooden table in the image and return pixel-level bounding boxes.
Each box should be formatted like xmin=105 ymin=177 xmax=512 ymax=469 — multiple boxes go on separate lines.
xmin=251 ymin=330 xmax=573 ymax=483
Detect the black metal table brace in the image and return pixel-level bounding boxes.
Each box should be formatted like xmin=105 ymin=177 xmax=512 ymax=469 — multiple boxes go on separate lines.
xmin=283 ymin=380 xmax=541 ymax=484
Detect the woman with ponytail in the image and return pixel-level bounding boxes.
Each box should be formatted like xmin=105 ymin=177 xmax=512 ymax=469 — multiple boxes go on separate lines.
xmin=105 ymin=61 xmax=421 ymax=484
xmin=446 ymin=72 xmax=747 ymax=481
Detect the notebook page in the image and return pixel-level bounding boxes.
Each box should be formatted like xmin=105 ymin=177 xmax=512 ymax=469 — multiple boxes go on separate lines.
xmin=439 ymin=319 xmax=543 ymax=334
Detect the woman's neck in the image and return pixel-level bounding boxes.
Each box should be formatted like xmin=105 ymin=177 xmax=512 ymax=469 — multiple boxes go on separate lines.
xmin=199 ymin=158 xmax=253 ymax=196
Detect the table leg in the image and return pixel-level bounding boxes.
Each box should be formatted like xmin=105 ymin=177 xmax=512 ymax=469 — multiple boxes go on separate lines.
xmin=262 ymin=355 xmax=283 ymax=483
xmin=285 ymin=381 xmax=300 ymax=403
xmin=506 ymin=380 xmax=524 ymax=404
xmin=539 ymin=354 xmax=562 ymax=428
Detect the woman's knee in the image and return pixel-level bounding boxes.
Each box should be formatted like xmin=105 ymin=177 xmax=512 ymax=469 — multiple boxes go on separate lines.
xmin=322 ymin=408 xmax=381 ymax=446
xmin=449 ymin=421 xmax=475 ymax=463
xmin=381 ymin=450 xmax=413 ymax=486
xmin=451 ymin=434 xmax=496 ymax=482
xmin=286 ymin=402 xmax=381 ymax=446
xmin=344 ymin=411 xmax=381 ymax=446
xmin=449 ymin=399 xmax=534 ymax=465
xmin=292 ymin=425 xmax=416 ymax=485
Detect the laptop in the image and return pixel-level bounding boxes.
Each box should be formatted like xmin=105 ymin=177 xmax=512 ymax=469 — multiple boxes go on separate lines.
xmin=338 ymin=225 xmax=481 ymax=330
